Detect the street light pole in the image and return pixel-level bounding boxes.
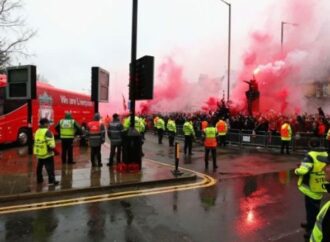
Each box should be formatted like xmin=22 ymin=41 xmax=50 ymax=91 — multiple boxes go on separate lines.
xmin=130 ymin=0 xmax=138 ymax=127
xmin=281 ymin=21 xmax=298 ymax=51
xmin=219 ymin=0 xmax=231 ymax=102
xmin=281 ymin=21 xmax=284 ymax=50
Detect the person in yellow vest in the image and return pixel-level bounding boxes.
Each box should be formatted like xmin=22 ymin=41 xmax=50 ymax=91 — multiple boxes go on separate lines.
xmin=121 ymin=115 xmax=144 ymax=162
xmin=310 ymin=163 xmax=330 ymax=242
xmin=34 ymin=118 xmax=59 ymax=186
xmin=295 ymin=138 xmax=328 ymax=239
xmin=140 ymin=117 xmax=147 ymax=141
xmin=326 ymin=128 xmax=330 ymax=155
xmin=202 ymin=120 xmax=218 ymax=170
xmin=183 ymin=118 xmax=196 ymax=155
xmin=156 ymin=116 xmax=165 ymax=144
xmin=280 ymin=119 xmax=292 ymax=154
xmin=123 ymin=115 xmax=143 ymax=133
xmin=166 ymin=117 xmax=177 ymax=147
xmin=55 ymin=112 xmax=81 ymax=164
xmin=153 ymin=115 xmax=159 ymax=134
xmin=216 ymin=118 xmax=228 ymax=147
xmin=138 ymin=116 xmax=146 ymax=156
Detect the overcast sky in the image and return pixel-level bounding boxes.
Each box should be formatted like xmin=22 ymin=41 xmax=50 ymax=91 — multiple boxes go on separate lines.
xmin=21 ymin=0 xmax=276 ymax=97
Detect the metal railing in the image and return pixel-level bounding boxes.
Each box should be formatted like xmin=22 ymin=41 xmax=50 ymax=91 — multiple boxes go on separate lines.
xmin=150 ymin=125 xmax=329 ymax=152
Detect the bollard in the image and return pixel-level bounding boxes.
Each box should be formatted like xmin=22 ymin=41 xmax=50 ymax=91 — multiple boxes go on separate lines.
xmin=172 ymin=142 xmax=183 ymax=176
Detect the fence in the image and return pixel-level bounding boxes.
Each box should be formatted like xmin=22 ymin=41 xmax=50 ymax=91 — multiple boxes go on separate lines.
xmin=166 ymin=125 xmax=329 ymax=152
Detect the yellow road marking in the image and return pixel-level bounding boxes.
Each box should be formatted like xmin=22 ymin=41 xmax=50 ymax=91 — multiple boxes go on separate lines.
xmin=0 ymin=160 xmax=216 ymax=215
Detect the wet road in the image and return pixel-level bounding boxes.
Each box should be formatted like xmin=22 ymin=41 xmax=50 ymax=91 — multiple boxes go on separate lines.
xmin=0 ymin=134 xmax=328 ymax=242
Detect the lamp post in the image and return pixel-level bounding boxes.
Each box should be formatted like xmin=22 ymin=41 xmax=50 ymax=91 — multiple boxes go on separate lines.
xmin=281 ymin=21 xmax=298 ymax=50
xmin=219 ymin=0 xmax=231 ymax=102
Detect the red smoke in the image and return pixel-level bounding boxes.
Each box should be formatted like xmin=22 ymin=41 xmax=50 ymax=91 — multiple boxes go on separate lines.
xmin=138 ymin=57 xmax=221 ymax=114
xmin=105 ymin=0 xmax=330 ymax=116
xmin=231 ymin=0 xmax=329 ymax=115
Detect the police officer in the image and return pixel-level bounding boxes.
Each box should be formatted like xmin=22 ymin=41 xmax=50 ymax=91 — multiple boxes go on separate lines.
xmin=107 ymin=113 xmax=124 ymax=166
xmin=55 ymin=112 xmax=81 ymax=164
xmin=295 ymin=138 xmax=328 ymax=239
xmin=183 ymin=118 xmax=195 ymax=155
xmin=280 ymin=119 xmax=292 ymax=154
xmin=310 ymin=163 xmax=330 ymax=241
xmin=326 ymin=128 xmax=330 ymax=155
xmin=34 ymin=118 xmax=59 ymax=186
xmin=166 ymin=116 xmax=176 ymax=147
xmin=87 ymin=113 xmax=105 ymax=167
xmin=156 ymin=116 xmax=165 ymax=144
xmin=216 ymin=117 xmax=228 ymax=147
xmin=202 ymin=120 xmax=218 ymax=170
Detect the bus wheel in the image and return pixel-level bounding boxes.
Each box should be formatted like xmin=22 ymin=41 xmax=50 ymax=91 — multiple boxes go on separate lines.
xmin=17 ymin=129 xmax=29 ymax=146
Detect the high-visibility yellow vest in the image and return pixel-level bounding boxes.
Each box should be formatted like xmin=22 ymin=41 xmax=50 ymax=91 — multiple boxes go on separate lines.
xmin=60 ymin=119 xmax=75 ymax=138
xmin=309 ymin=152 xmax=329 ymax=193
xmin=204 ymin=127 xmax=217 ymax=147
xmin=310 ymin=201 xmax=330 ymax=242
xmin=156 ymin=118 xmax=165 ymax=130
xmin=34 ymin=128 xmax=55 ymax=159
xmin=297 ymin=151 xmax=328 ymax=199
xmin=326 ymin=129 xmax=330 ymax=140
xmin=167 ymin=119 xmax=176 ymax=133
xmin=123 ymin=116 xmax=143 ymax=133
xmin=280 ymin=123 xmax=292 ymax=141
xmin=139 ymin=117 xmax=146 ymax=133
xmin=183 ymin=121 xmax=195 ymax=136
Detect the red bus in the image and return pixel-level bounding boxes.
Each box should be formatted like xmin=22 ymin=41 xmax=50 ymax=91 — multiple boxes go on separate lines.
xmin=0 ymin=75 xmax=94 ymax=145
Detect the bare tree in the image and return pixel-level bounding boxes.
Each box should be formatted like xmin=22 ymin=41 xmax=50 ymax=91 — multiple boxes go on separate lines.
xmin=0 ymin=0 xmax=36 ymax=69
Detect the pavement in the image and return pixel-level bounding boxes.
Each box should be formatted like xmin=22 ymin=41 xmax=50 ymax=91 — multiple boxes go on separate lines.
xmin=0 ymin=142 xmax=197 ymax=202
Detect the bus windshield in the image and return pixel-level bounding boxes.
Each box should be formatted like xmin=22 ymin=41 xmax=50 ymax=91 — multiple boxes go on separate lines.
xmin=0 ymin=86 xmax=26 ymax=115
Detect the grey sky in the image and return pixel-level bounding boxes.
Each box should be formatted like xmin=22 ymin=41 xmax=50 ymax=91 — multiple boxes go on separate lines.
xmin=22 ymin=0 xmax=274 ymax=98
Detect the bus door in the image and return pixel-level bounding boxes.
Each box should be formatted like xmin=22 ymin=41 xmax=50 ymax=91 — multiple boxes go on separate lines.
xmin=0 ymin=86 xmax=6 ymax=143
xmin=0 ymin=85 xmax=27 ymax=144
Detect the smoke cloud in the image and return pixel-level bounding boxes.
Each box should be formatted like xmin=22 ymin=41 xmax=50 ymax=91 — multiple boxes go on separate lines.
xmin=101 ymin=0 xmax=330 ymax=116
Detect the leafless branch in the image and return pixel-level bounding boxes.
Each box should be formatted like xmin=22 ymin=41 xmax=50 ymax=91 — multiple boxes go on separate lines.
xmin=0 ymin=0 xmax=36 ymax=67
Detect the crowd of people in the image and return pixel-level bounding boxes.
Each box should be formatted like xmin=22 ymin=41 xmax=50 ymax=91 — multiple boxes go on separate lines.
xmin=139 ymin=110 xmax=328 ymax=136
xmin=32 ymin=105 xmax=330 ymax=241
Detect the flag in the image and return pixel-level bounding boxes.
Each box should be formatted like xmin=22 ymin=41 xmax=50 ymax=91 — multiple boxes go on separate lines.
xmin=122 ymin=94 xmax=127 ymax=111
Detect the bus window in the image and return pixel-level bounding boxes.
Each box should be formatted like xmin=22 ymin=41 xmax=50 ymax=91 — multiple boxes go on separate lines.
xmin=0 ymin=87 xmax=4 ymax=115
xmin=3 ymin=95 xmax=26 ymax=114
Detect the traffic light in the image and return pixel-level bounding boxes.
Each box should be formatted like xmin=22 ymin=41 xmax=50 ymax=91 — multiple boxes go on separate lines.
xmin=5 ymin=65 xmax=36 ymax=100
xmin=129 ymin=55 xmax=154 ymax=100
xmin=91 ymin=67 xmax=110 ymax=102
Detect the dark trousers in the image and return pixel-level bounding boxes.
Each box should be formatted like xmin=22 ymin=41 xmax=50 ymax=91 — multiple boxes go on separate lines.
xmin=109 ymin=144 xmax=122 ymax=164
xmin=168 ymin=131 xmax=175 ymax=147
xmin=184 ymin=135 xmax=193 ymax=155
xmin=37 ymin=156 xmax=56 ymax=183
xmin=281 ymin=140 xmax=290 ymax=154
xmin=218 ymin=135 xmax=226 ymax=147
xmin=304 ymin=195 xmax=321 ymax=233
xmin=205 ymin=147 xmax=217 ymax=169
xmin=158 ymin=129 xmax=164 ymax=144
xmin=90 ymin=146 xmax=101 ymax=166
xmin=61 ymin=138 xmax=74 ymax=163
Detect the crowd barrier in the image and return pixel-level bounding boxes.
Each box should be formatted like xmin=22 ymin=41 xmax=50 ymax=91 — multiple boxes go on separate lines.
xmin=153 ymin=125 xmax=329 ymax=152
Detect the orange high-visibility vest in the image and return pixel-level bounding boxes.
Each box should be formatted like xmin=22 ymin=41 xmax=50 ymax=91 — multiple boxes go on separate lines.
xmin=280 ymin=123 xmax=291 ymax=141
xmin=153 ymin=117 xmax=159 ymax=126
xmin=87 ymin=121 xmax=101 ymax=134
xmin=204 ymin=127 xmax=217 ymax=148
xmin=201 ymin=121 xmax=208 ymax=131
xmin=216 ymin=120 xmax=227 ymax=135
